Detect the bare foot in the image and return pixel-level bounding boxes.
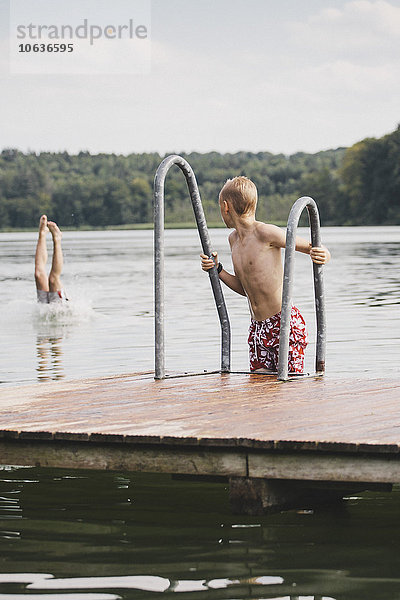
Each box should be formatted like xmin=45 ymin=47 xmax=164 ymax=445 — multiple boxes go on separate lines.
xmin=47 ymin=221 xmax=62 ymax=241
xmin=38 ymin=215 xmax=49 ymax=235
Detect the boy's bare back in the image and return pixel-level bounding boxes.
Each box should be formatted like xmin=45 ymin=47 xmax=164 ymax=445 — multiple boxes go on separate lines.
xmin=229 ymin=221 xmax=288 ymax=321
xmin=201 ymin=176 xmax=330 ymax=321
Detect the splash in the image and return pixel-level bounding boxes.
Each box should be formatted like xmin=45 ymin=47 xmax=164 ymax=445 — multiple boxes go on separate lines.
xmin=33 ymin=297 xmax=95 ymax=327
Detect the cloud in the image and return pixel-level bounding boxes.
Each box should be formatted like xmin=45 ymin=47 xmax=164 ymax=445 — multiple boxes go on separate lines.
xmin=280 ymin=0 xmax=400 ymax=111
xmin=306 ymin=59 xmax=400 ymax=95
xmin=288 ymin=0 xmax=400 ymax=63
xmin=1 ymin=0 xmax=399 ymax=155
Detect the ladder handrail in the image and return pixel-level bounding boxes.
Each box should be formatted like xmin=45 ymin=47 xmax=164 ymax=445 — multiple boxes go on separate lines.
xmin=278 ymin=196 xmax=326 ymax=381
xmin=154 ymin=154 xmax=231 ymax=380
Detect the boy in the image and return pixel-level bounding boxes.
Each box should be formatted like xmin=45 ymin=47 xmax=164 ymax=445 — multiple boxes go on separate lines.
xmin=35 ymin=215 xmax=68 ymax=303
xmin=200 ymin=177 xmax=330 ymax=373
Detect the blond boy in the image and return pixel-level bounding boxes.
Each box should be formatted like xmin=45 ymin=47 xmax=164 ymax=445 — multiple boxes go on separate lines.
xmin=201 ymin=177 xmax=330 ymax=373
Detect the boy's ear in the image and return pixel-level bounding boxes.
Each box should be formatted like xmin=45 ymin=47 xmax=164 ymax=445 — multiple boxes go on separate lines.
xmin=222 ymin=199 xmax=229 ymax=213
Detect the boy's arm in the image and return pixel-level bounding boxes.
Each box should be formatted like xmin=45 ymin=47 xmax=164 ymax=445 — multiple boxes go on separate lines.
xmin=200 ymin=252 xmax=246 ymax=296
xmin=265 ymin=224 xmax=331 ymax=264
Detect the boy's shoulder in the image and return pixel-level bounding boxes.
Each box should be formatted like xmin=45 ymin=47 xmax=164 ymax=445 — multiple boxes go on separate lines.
xmin=254 ymin=221 xmax=285 ymax=242
xmin=228 ymin=230 xmax=238 ymax=245
xmin=255 ymin=220 xmax=280 ymax=231
xmin=228 ymin=222 xmax=285 ymax=247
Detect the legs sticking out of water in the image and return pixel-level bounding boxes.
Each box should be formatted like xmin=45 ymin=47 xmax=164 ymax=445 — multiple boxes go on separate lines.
xmin=35 ymin=215 xmax=49 ymax=292
xmin=47 ymin=221 xmax=63 ymax=293
xmin=34 ymin=215 xmax=64 ymax=293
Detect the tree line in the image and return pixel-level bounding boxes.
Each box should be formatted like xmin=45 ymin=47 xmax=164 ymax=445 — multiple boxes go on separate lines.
xmin=0 ymin=125 xmax=399 ymax=229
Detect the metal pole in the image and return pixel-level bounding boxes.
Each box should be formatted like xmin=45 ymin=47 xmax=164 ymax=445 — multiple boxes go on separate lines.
xmin=154 ymin=155 xmax=231 ymax=379
xmin=154 ymin=162 xmax=165 ymax=380
xmin=277 ymin=196 xmax=326 ymax=381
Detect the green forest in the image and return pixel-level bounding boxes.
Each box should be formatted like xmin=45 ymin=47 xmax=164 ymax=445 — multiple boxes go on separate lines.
xmin=0 ymin=125 xmax=399 ymax=229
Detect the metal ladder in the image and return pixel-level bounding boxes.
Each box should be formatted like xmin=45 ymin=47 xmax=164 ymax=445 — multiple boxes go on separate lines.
xmin=278 ymin=196 xmax=326 ymax=381
xmin=153 ymin=154 xmax=231 ymax=379
xmin=153 ymin=155 xmax=326 ymax=382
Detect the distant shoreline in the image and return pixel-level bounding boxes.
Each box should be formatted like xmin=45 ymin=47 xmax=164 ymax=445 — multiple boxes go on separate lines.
xmin=1 ymin=222 xmax=397 ymax=233
xmin=0 ymin=222 xmax=224 ymax=233
xmin=0 ymin=221 xmax=400 ymax=233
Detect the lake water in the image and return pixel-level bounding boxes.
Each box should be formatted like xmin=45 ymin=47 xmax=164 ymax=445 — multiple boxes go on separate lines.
xmin=1 ymin=466 xmax=400 ymax=600
xmin=1 ymin=226 xmax=400 ymax=384
xmin=0 ymin=226 xmax=400 ymax=600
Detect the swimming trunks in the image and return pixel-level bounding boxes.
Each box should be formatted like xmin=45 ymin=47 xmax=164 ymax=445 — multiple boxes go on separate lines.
xmin=248 ymin=305 xmax=308 ymax=373
xmin=37 ymin=289 xmax=68 ymax=304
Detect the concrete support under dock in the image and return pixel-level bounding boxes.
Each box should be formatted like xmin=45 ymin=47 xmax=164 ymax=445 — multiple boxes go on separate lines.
xmin=228 ymin=477 xmax=392 ymax=514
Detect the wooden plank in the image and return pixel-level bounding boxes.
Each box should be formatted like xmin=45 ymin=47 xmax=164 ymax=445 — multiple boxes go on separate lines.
xmin=0 ymin=439 xmax=247 ymax=476
xmin=248 ymin=451 xmax=400 ymax=483
xmin=2 ymin=436 xmax=400 ymax=485
xmin=3 ymin=370 xmax=399 ymax=512
xmin=0 ymin=372 xmax=400 ymax=488
xmin=0 ymin=372 xmax=399 ymax=449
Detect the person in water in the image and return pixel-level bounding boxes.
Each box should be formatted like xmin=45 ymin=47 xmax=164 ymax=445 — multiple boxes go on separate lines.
xmin=200 ymin=177 xmax=330 ymax=373
xmin=35 ymin=215 xmax=68 ymax=303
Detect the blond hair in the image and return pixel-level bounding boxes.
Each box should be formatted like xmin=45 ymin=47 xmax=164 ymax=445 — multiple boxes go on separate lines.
xmin=219 ymin=176 xmax=257 ymax=216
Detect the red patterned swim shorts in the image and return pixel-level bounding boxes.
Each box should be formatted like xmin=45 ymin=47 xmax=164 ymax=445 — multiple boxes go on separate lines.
xmin=248 ymin=305 xmax=308 ymax=373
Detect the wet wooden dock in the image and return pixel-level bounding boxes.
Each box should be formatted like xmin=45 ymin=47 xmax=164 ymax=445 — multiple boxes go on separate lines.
xmin=0 ymin=371 xmax=399 ymax=512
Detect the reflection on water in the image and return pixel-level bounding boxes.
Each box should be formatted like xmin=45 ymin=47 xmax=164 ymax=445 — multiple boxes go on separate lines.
xmin=5 ymin=572 xmax=284 ymax=593
xmin=36 ymin=336 xmax=64 ymax=381
xmin=0 ymin=466 xmax=399 ymax=600
xmin=32 ymin=301 xmax=95 ymax=382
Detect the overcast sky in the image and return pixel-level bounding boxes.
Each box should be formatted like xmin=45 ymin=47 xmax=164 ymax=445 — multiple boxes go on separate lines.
xmin=1 ymin=0 xmax=399 ymax=155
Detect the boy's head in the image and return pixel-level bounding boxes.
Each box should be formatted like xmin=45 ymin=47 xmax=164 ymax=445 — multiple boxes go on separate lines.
xmin=219 ymin=176 xmax=257 ymax=219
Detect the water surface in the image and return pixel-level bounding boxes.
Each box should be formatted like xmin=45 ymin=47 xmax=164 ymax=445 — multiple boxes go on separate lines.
xmin=0 ymin=466 xmax=400 ymax=600
xmin=1 ymin=226 xmax=399 ymax=384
